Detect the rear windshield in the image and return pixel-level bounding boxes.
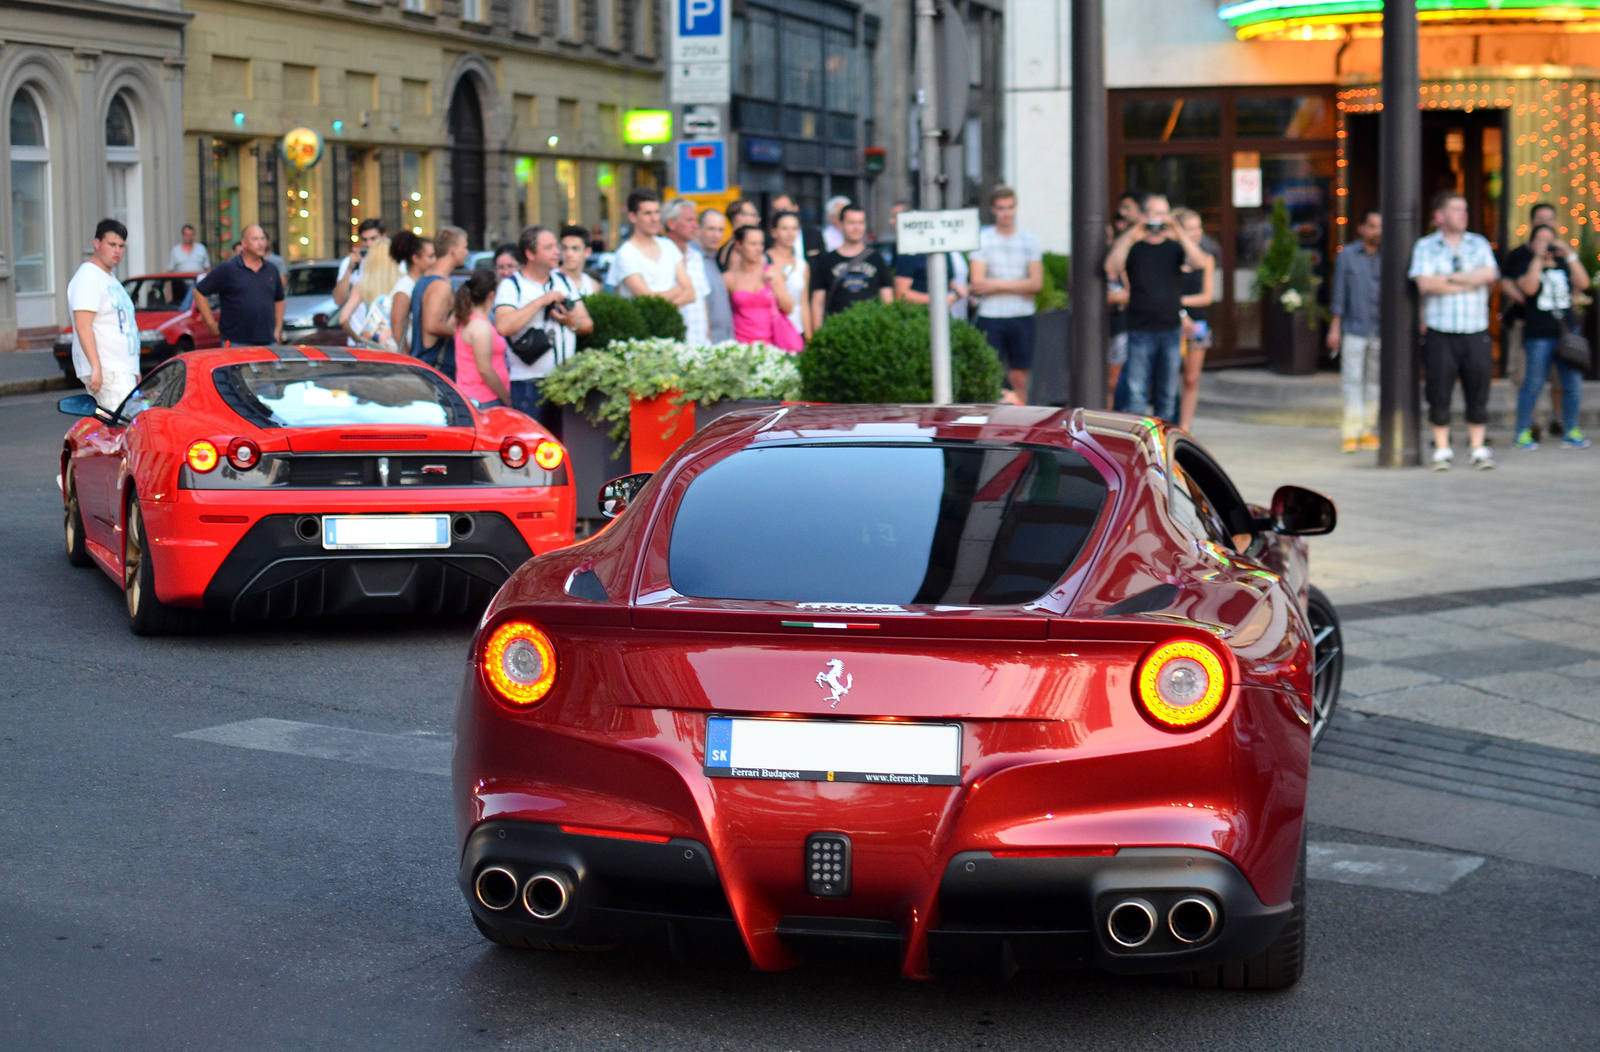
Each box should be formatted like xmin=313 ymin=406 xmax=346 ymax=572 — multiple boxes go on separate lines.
xmin=285 ymin=266 xmax=337 ymax=297
xmin=124 ymin=276 xmax=193 ymax=311
xmin=214 ymin=360 xmax=470 ymax=428
xmin=669 ymin=443 xmax=1108 ymax=606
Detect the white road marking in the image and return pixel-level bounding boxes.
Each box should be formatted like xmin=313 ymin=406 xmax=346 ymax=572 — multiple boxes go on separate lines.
xmin=1308 ymin=841 xmax=1484 ymax=893
xmin=178 ymin=718 xmax=450 ymax=777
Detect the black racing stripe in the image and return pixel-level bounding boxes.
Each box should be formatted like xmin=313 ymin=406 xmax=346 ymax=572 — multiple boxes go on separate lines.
xmin=318 ymin=346 xmax=357 ymax=361
xmin=269 ymin=344 xmax=309 ymax=361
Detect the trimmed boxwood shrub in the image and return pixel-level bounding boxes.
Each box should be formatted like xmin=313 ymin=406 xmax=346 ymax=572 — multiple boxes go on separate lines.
xmin=576 ymin=292 xmax=685 ymax=350
xmin=632 ymin=294 xmax=688 ymax=342
xmin=798 ymin=299 xmax=1004 ymax=404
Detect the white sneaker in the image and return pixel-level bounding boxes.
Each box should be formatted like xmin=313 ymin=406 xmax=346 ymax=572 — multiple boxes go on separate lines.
xmin=1471 ymin=445 xmax=1495 ymax=470
xmin=1432 ymin=447 xmax=1454 ymax=471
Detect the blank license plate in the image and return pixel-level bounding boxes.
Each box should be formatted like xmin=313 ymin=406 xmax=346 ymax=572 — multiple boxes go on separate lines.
xmin=321 ymin=514 xmax=451 ymax=550
xmin=704 ymin=717 xmax=961 ymax=786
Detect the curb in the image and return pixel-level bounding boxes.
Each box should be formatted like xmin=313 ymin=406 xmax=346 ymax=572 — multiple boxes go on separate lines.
xmin=0 ymin=376 xmax=74 ymax=399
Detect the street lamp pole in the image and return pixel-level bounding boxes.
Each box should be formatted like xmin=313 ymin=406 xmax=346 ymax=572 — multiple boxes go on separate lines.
xmin=1378 ymin=0 xmax=1422 ymax=466
xmin=916 ymin=0 xmax=952 ymax=404
xmin=1068 ymin=0 xmax=1107 ymax=410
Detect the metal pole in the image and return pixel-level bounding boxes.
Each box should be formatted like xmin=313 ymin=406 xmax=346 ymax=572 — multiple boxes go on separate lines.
xmin=1378 ymin=0 xmax=1421 ymax=466
xmin=1068 ymin=0 xmax=1107 ymax=410
xmin=916 ymin=0 xmax=952 ymax=404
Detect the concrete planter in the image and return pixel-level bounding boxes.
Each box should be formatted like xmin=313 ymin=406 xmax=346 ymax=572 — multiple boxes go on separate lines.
xmin=1261 ymin=294 xmax=1322 ymax=376
xmin=1029 ymin=308 xmax=1071 ymax=406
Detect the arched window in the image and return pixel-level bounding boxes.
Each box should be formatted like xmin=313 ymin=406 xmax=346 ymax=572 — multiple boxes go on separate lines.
xmin=9 ymin=88 xmax=52 ymax=294
xmin=105 ymin=91 xmax=143 ymax=277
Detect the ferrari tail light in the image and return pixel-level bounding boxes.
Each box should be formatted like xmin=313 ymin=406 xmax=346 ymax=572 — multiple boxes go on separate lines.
xmin=500 ymin=438 xmax=529 ymax=469
xmin=1135 ymin=639 xmax=1228 ymax=729
xmin=483 ymin=620 xmax=557 ymax=707
xmin=186 ymin=440 xmax=220 ymax=473
xmin=226 ymin=438 xmax=260 ymax=471
xmin=533 ymin=440 xmax=564 ymax=471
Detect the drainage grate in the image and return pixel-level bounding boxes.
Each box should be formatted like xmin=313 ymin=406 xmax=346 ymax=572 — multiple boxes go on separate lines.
xmin=1315 ymin=712 xmax=1600 ymax=821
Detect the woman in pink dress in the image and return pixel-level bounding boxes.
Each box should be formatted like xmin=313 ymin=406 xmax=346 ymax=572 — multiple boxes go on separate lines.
xmin=723 ymin=226 xmax=802 ymax=351
xmin=452 ymin=270 xmax=514 ymax=408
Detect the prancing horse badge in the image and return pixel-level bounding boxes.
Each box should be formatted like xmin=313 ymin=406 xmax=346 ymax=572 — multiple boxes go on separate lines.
xmin=815 ymin=659 xmax=853 ymax=707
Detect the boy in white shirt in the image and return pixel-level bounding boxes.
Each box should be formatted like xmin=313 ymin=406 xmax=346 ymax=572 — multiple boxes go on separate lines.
xmin=606 ymin=188 xmax=695 ymax=314
xmin=69 ymin=219 xmax=142 ymax=411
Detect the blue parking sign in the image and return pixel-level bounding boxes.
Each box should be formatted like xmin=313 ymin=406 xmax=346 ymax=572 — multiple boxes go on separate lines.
xmin=679 ymin=0 xmax=721 ymax=36
xmin=676 ymin=140 xmax=727 ymax=195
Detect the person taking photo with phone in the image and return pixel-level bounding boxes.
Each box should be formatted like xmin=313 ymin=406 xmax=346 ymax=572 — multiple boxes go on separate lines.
xmin=1510 ymin=223 xmax=1591 ymax=450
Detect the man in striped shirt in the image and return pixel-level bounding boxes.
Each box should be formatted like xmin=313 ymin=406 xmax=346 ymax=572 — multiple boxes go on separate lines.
xmin=1408 ymin=191 xmax=1500 ymax=470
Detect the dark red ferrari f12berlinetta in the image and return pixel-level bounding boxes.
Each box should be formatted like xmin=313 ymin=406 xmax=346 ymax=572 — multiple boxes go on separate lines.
xmin=452 ymin=404 xmax=1343 ymax=987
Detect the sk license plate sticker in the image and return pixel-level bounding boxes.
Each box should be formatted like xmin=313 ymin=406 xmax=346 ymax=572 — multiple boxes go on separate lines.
xmin=321 ymin=514 xmax=451 ymax=550
xmin=704 ymin=717 xmax=962 ymax=786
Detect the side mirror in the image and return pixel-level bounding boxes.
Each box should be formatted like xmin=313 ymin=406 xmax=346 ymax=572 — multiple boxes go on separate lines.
xmin=58 ymin=394 xmax=100 ymax=417
xmin=1270 ymin=485 xmax=1336 ymax=536
xmin=599 ymin=472 xmax=652 ymax=519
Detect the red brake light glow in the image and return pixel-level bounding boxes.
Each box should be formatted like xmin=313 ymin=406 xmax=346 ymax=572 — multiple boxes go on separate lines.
xmin=482 ymin=620 xmax=557 ymax=706
xmin=226 ymin=437 xmax=260 ymax=471
xmin=500 ymin=438 xmax=529 ymax=469
xmin=533 ymin=440 xmax=564 ymax=470
xmin=186 ymin=440 xmax=219 ymax=473
xmin=1135 ymin=639 xmax=1229 ymax=728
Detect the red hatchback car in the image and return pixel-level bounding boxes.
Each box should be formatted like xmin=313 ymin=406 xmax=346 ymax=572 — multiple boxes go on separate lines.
xmin=52 ymin=273 xmax=221 ymax=380
xmin=59 ymin=345 xmax=575 ymax=634
xmin=452 ymin=404 xmax=1343 ymax=988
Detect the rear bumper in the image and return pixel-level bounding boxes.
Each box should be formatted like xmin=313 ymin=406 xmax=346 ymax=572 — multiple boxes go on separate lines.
xmin=459 ymin=821 xmax=1291 ymax=976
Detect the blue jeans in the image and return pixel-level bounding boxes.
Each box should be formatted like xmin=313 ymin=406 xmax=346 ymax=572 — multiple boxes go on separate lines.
xmin=1119 ymin=328 xmax=1184 ymax=422
xmin=1517 ymin=337 xmax=1584 ymax=435
xmin=510 ymin=379 xmax=561 ymax=434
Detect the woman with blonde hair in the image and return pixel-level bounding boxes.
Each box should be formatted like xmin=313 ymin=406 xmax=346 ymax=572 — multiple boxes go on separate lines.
xmin=1172 ymin=207 xmax=1217 ymax=431
xmin=338 ymin=237 xmax=402 ymax=351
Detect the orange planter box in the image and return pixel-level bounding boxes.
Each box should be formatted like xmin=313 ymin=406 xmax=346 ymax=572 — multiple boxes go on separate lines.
xmin=629 ymin=391 xmax=695 ymax=473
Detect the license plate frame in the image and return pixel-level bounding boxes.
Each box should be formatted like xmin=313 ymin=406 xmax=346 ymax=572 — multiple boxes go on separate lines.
xmin=320 ymin=514 xmax=452 ymax=550
xmin=703 ymin=716 xmax=962 ymax=786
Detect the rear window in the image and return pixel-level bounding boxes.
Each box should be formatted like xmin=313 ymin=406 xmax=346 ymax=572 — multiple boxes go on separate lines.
xmin=285 ymin=266 xmax=337 ymax=297
xmin=213 ymin=360 xmax=471 ymax=428
xmin=668 ymin=444 xmax=1108 ymax=605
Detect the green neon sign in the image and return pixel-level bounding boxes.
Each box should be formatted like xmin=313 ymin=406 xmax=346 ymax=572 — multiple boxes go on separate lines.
xmin=623 ymin=110 xmax=673 ymax=145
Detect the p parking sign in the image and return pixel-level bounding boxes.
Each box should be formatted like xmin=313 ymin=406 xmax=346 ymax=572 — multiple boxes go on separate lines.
xmin=672 ymin=0 xmax=728 ymax=62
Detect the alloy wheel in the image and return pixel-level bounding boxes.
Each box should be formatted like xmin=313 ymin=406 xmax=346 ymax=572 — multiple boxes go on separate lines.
xmin=125 ymin=501 xmax=144 ymax=617
xmin=1307 ymin=599 xmax=1342 ymax=745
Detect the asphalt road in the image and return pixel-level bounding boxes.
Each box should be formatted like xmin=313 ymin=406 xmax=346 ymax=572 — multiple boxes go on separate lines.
xmin=2 ymin=390 xmax=1596 ymax=1051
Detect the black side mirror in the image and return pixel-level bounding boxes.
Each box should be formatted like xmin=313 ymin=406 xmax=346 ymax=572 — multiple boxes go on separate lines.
xmin=1270 ymin=485 xmax=1336 ymax=536
xmin=599 ymin=472 xmax=653 ymax=519
xmin=58 ymin=394 xmax=100 ymax=418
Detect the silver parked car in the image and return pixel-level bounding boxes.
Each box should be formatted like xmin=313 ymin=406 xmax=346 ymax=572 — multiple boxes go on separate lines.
xmin=281 ymin=261 xmax=341 ymax=345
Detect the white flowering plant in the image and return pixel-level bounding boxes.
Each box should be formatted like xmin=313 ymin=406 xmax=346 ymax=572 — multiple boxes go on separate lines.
xmin=539 ymin=338 xmax=803 ymax=445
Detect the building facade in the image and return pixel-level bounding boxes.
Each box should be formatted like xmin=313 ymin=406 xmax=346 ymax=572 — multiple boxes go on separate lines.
xmin=1010 ymin=0 xmax=1600 ymax=367
xmin=182 ymin=0 xmax=668 ymax=268
xmin=1 ymin=0 xmax=189 ymax=345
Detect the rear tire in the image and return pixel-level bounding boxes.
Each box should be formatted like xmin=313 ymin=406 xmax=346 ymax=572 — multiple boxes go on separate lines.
xmin=470 ymin=912 xmax=613 ymax=953
xmin=1178 ymin=837 xmax=1306 ymax=991
xmin=63 ymin=464 xmax=92 ymax=567
xmin=124 ymin=496 xmax=203 ymax=636
xmin=1307 ymin=585 xmax=1342 ymax=748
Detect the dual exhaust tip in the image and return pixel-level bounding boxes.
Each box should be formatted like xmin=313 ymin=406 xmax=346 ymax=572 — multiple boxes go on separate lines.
xmin=1107 ymin=896 xmax=1218 ymax=948
xmin=474 ymin=866 xmax=573 ymax=920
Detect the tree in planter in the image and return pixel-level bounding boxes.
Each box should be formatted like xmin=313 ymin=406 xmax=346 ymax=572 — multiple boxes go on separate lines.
xmin=799 ymin=300 xmax=1005 ymax=404
xmin=1255 ymin=198 xmax=1326 ymax=327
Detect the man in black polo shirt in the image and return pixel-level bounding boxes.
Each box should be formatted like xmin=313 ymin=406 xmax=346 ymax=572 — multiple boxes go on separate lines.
xmin=195 ymin=223 xmax=285 ymax=346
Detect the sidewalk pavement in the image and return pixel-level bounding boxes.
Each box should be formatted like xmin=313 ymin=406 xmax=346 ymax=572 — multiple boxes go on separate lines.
xmin=0 ymin=350 xmax=73 ymax=397
xmin=1192 ymin=414 xmax=1600 ymax=757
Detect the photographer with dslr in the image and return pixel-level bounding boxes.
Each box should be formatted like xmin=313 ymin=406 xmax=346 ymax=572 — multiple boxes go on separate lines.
xmin=494 ymin=225 xmax=592 ymax=430
xmin=1510 ymin=223 xmax=1591 ymax=450
xmin=1104 ymin=193 xmax=1211 ymax=422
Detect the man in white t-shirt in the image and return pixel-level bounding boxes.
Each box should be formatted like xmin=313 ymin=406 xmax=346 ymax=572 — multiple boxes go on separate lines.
xmin=494 ymin=225 xmax=593 ymax=428
xmin=970 ymin=185 xmax=1044 ymax=402
xmin=167 ymin=224 xmax=211 ymax=273
xmin=69 ymin=219 xmax=143 ymax=411
xmin=606 ymin=188 xmax=695 ymax=327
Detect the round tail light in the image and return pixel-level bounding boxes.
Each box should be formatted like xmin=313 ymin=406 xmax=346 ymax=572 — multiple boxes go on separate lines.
xmin=533 ymin=440 xmax=564 ymax=470
xmin=500 ymin=438 xmax=529 ymax=469
xmin=1135 ymin=639 xmax=1228 ymax=728
xmin=226 ymin=438 xmax=260 ymax=471
xmin=482 ymin=621 xmax=558 ymax=707
xmin=186 ymin=439 xmax=220 ymax=473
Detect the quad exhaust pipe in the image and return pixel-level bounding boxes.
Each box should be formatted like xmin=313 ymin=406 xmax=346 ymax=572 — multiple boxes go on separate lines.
xmin=475 ymin=866 xmax=575 ymax=921
xmin=1105 ymin=895 xmax=1219 ymax=948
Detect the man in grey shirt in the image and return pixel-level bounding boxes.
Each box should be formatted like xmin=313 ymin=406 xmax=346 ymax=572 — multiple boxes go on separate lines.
xmin=694 ymin=207 xmax=734 ymax=342
xmin=1327 ymin=209 xmax=1382 ymax=453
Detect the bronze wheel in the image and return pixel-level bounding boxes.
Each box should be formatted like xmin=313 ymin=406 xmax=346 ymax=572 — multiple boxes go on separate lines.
xmin=123 ymin=495 xmax=201 ymax=636
xmin=63 ymin=464 xmax=91 ymax=567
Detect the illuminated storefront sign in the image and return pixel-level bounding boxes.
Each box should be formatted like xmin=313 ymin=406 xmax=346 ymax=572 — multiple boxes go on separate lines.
xmin=1220 ymin=0 xmax=1600 ymax=40
xmin=623 ymin=109 xmax=673 ymax=144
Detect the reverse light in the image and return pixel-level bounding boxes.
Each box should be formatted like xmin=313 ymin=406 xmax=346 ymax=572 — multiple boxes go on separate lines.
xmin=186 ymin=440 xmax=220 ymax=473
xmin=482 ymin=621 xmax=557 ymax=706
xmin=500 ymin=438 xmax=529 ymax=469
xmin=1135 ymin=639 xmax=1229 ymax=729
xmin=533 ymin=439 xmax=564 ymax=470
xmin=226 ymin=437 xmax=260 ymax=471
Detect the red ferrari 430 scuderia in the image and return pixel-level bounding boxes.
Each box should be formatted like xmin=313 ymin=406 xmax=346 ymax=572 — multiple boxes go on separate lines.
xmin=452 ymin=404 xmax=1343 ymax=987
xmin=59 ymin=344 xmax=574 ymax=634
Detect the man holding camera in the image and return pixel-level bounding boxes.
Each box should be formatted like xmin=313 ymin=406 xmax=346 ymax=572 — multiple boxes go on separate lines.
xmin=495 ymin=225 xmax=592 ymax=430
xmin=1508 ymin=221 xmax=1591 ymax=450
xmin=1103 ymin=193 xmax=1210 ymax=422
xmin=334 ymin=218 xmax=386 ymax=306
xmin=1409 ymin=191 xmax=1500 ymax=469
